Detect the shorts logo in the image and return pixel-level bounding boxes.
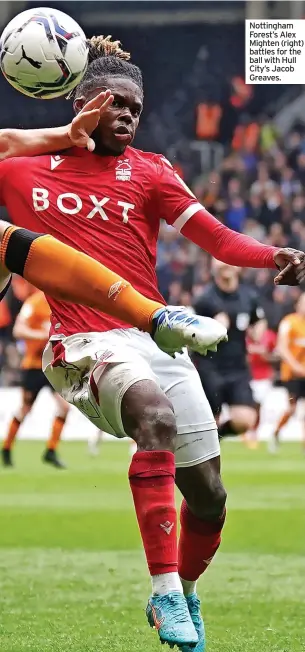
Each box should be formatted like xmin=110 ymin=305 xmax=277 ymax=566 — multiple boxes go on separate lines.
xmin=97 ymin=350 xmax=114 ymax=364
xmin=115 ymin=159 xmax=132 ymax=181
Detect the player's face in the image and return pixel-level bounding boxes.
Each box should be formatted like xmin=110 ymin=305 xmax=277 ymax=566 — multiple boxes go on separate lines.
xmin=75 ymin=77 xmax=143 ymax=155
xmin=213 ymin=260 xmax=240 ymax=282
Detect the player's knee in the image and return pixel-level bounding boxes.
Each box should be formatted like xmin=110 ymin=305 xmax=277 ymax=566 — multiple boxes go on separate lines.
xmin=201 ymin=480 xmax=226 ymax=519
xmin=121 ymin=381 xmax=177 ymax=451
xmin=20 ymin=401 xmax=33 ymax=418
xmin=135 ymin=404 xmax=177 ymax=451
xmin=188 ymin=472 xmax=227 ymax=520
xmin=231 ymin=406 xmax=257 ymax=432
xmin=209 ymin=479 xmax=227 ymax=516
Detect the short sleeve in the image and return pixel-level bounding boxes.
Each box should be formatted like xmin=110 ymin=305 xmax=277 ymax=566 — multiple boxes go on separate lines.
xmin=0 ymin=158 xmax=15 ymax=205
xmin=153 ymin=156 xmax=203 ymax=229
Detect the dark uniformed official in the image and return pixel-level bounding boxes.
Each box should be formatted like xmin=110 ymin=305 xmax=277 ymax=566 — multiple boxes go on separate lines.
xmin=194 ymin=259 xmax=265 ymax=438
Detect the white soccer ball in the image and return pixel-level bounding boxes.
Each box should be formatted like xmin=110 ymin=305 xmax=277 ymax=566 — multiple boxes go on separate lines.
xmin=0 ymin=7 xmax=88 ymax=99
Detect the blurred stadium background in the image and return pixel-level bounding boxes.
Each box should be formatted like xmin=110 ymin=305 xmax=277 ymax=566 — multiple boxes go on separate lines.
xmin=0 ymin=2 xmax=305 ymax=652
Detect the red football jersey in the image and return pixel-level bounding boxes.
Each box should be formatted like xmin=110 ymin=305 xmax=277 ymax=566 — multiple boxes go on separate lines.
xmin=0 ymin=147 xmax=201 ymax=335
xmin=247 ymin=329 xmax=276 ymax=380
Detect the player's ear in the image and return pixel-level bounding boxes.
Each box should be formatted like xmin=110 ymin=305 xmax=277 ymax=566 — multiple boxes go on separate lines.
xmin=73 ymin=96 xmax=86 ymax=114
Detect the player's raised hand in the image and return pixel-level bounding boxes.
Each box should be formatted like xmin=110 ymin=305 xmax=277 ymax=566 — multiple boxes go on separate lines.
xmin=274 ymin=248 xmax=305 ymax=285
xmin=68 ymin=90 xmax=114 ymax=152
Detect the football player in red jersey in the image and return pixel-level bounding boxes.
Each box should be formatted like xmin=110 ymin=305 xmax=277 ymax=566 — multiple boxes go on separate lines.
xmin=0 ymin=35 xmax=305 ymax=651
xmin=246 ymin=320 xmax=277 ymax=447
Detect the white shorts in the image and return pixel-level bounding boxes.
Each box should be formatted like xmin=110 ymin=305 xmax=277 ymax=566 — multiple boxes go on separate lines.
xmin=42 ymin=328 xmax=219 ymax=467
xmin=250 ymin=379 xmax=273 ymax=405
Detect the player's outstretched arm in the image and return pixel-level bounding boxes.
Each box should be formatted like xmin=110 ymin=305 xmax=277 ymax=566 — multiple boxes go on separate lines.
xmin=0 ymin=221 xmax=163 ymax=332
xmin=0 ymin=91 xmax=113 ymax=160
xmin=159 ymin=158 xmax=305 ymax=285
xmin=178 ymin=207 xmax=305 ymax=284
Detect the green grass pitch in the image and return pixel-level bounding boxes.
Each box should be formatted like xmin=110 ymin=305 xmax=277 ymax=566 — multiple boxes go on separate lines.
xmin=0 ymin=441 xmax=304 ymax=651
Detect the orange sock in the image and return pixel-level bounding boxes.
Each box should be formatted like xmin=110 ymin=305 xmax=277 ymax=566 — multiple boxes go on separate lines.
xmin=47 ymin=415 xmax=65 ymax=450
xmin=3 ymin=416 xmax=21 ymax=450
xmin=0 ymin=226 xmax=163 ymax=332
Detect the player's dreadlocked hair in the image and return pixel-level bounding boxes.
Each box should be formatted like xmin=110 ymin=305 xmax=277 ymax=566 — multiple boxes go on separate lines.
xmin=70 ymin=35 xmax=143 ymax=100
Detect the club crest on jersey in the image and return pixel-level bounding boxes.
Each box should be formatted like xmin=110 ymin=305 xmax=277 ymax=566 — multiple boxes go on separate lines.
xmin=115 ymin=159 xmax=132 ymax=181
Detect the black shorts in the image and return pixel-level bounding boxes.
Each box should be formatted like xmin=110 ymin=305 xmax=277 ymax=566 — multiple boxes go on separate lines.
xmin=197 ymin=361 xmax=255 ymax=416
xmin=22 ymin=368 xmax=54 ymax=401
xmin=283 ymin=378 xmax=305 ymax=400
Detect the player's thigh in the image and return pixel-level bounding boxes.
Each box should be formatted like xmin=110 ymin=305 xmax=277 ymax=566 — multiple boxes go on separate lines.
xmin=227 ymin=373 xmax=257 ymax=429
xmin=44 ymin=332 xmax=165 ymax=437
xmin=284 ymin=380 xmax=301 ymax=408
xmin=121 ymin=379 xmax=176 ymax=450
xmin=77 ymin=358 xmax=163 ymax=437
xmin=22 ymin=369 xmax=45 ymax=404
xmin=153 ymin=349 xmax=220 ymax=467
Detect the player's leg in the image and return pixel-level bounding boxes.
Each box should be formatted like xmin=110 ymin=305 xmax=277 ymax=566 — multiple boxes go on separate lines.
xmin=2 ymin=371 xmax=37 ymax=466
xmin=176 ymin=457 xmax=226 ymax=639
xmin=0 ymin=222 xmax=161 ymax=327
xmin=42 ymin=391 xmax=68 ymax=469
xmin=217 ymin=373 xmax=257 ymax=439
xmin=247 ymin=379 xmax=272 ymax=448
xmin=42 ymin=332 xmax=198 ymax=648
xmin=0 ymin=223 xmax=227 ymax=357
xmin=121 ymin=380 xmax=199 ymax=647
xmin=269 ymin=381 xmax=297 ymax=453
xmin=244 ymin=405 xmax=260 ymax=448
xmin=153 ymin=349 xmax=227 ymax=652
xmin=88 ymin=429 xmax=104 ymax=456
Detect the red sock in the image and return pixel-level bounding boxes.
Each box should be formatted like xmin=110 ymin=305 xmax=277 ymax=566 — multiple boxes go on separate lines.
xmin=178 ymin=499 xmax=226 ymax=581
xmin=129 ymin=450 xmax=177 ymax=575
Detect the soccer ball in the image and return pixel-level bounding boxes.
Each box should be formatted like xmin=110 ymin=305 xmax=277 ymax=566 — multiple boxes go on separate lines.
xmin=0 ymin=7 xmax=88 ymax=99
